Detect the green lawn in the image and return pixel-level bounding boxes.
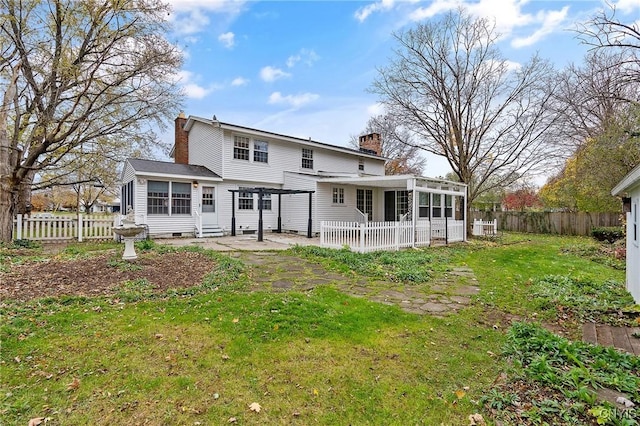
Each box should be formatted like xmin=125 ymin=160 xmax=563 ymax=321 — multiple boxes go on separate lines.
xmin=1 ymin=234 xmax=637 ymax=425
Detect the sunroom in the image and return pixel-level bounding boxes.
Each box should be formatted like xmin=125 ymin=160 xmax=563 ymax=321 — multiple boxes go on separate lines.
xmin=317 ymin=175 xmax=467 ymax=252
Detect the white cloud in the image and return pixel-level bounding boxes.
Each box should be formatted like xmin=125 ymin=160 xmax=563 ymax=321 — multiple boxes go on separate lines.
xmin=286 ymin=49 xmax=320 ymax=68
xmin=218 ymin=32 xmax=235 ymax=48
xmin=408 ymin=0 xmax=569 ymax=48
xmin=166 ymin=0 xmax=247 ymax=35
xmin=511 ymin=7 xmax=569 ymax=48
xmin=612 ymin=0 xmax=640 ymax=14
xmin=260 ymin=66 xmax=291 ymax=82
xmin=409 ymin=0 xmax=457 ymax=21
xmin=171 ymin=8 xmax=210 ymax=35
xmin=268 ymin=92 xmax=320 ymax=108
xmin=367 ymin=102 xmax=386 ymax=116
xmin=176 ymin=70 xmax=219 ymax=99
xmin=231 ymin=77 xmax=249 ymax=86
xmin=504 ymin=60 xmax=522 ymax=71
xmin=183 ymin=83 xmax=212 ymax=99
xmin=355 ymin=0 xmax=397 ymax=22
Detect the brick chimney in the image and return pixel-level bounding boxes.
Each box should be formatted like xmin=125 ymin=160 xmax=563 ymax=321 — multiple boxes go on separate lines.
xmin=174 ymin=111 xmax=188 ymax=164
xmin=359 ymin=133 xmax=382 ymax=156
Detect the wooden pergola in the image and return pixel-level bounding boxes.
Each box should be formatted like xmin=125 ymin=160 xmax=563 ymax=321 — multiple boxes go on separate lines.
xmin=228 ymin=188 xmax=315 ymax=241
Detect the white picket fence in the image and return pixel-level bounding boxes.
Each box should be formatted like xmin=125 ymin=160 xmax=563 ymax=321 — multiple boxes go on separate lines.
xmin=472 ymin=219 xmax=498 ymax=236
xmin=320 ymin=219 xmax=464 ymax=253
xmin=13 ymin=214 xmax=117 ymax=242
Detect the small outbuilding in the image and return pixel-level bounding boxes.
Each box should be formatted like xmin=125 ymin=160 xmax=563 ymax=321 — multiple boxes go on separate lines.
xmin=611 ymin=164 xmax=640 ymax=303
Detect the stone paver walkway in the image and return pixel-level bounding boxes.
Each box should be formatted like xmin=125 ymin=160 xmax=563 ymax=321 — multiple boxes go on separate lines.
xmin=232 ymin=251 xmax=479 ymax=316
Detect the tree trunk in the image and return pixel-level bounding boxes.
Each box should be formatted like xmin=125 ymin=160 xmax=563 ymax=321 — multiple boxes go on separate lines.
xmin=0 ymin=180 xmax=17 ymax=242
xmin=0 ymin=63 xmax=21 ymax=242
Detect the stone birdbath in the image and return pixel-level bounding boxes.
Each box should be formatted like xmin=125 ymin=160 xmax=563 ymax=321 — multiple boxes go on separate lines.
xmin=113 ymin=207 xmax=145 ymax=261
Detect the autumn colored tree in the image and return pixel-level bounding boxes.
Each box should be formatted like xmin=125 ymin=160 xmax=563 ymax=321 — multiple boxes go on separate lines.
xmin=502 ymin=189 xmax=542 ymax=211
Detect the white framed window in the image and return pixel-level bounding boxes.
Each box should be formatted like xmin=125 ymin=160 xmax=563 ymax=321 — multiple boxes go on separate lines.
xmin=445 ymin=194 xmax=453 ymax=218
xmin=234 ymin=135 xmax=250 ymax=160
xmin=432 ymin=193 xmax=442 ymax=218
xmin=147 ymin=181 xmax=191 ymax=215
xmin=418 ymin=192 xmax=430 ymax=218
xmin=332 ymin=187 xmax=345 ymax=204
xmin=147 ymin=181 xmax=169 ymax=215
xmin=171 ymin=182 xmax=191 ymax=215
xmin=357 ymin=188 xmax=373 ymax=220
xmin=260 ymin=192 xmax=272 ymax=210
xmin=358 ymin=158 xmax=364 ymax=171
xmin=254 ymin=140 xmax=269 ymax=163
xmin=238 ymin=187 xmax=253 ymax=210
xmin=302 ymin=148 xmax=313 ymax=169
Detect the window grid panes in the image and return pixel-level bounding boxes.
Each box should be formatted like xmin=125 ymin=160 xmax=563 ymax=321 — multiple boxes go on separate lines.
xmin=445 ymin=195 xmax=453 ymax=218
xmin=260 ymin=192 xmax=271 ymax=210
xmin=358 ymin=159 xmax=364 ymax=171
xmin=254 ymin=140 xmax=269 ymax=163
xmin=302 ymin=148 xmax=313 ymax=169
xmin=357 ymin=189 xmax=373 ymax=220
xmin=397 ymin=190 xmax=409 ymax=218
xmin=238 ymin=187 xmax=253 ymax=210
xmin=432 ymin=193 xmax=442 ymax=218
xmin=171 ymin=182 xmax=191 ymax=215
xmin=234 ymin=136 xmax=250 ymax=160
xmin=332 ymin=187 xmax=344 ymax=204
xmin=418 ymin=192 xmax=430 ymax=218
xmin=147 ymin=181 xmax=169 ymax=215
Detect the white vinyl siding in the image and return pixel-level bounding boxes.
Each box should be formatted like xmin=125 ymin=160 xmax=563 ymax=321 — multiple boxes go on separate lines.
xmin=282 ymin=173 xmax=318 ymax=233
xmin=187 ymin=121 xmax=224 ymax=176
xmin=131 ymin=176 xmax=203 ymax=236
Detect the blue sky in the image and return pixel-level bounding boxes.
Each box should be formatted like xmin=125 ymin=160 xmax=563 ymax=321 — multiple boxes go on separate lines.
xmin=163 ymin=0 xmax=639 ymax=178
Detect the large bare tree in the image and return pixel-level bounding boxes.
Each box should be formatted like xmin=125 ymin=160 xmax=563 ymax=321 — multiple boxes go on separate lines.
xmin=370 ymin=10 xmax=560 ymax=224
xmin=351 ymin=113 xmax=425 ymax=175
xmin=0 ymin=0 xmax=183 ymax=242
xmin=552 ymin=50 xmax=639 ymax=148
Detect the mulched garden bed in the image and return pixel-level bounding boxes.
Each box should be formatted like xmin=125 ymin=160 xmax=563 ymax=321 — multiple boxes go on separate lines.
xmin=0 ymin=251 xmax=217 ymax=302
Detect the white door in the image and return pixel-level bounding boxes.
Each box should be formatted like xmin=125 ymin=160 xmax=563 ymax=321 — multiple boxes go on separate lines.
xmin=201 ymin=186 xmax=217 ymax=225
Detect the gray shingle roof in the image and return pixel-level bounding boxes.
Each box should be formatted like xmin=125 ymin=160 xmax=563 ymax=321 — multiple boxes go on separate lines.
xmin=127 ymin=158 xmax=221 ymax=179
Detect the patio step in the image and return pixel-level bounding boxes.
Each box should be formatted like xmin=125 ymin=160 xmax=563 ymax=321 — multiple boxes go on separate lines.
xmin=196 ymin=224 xmax=224 ymax=238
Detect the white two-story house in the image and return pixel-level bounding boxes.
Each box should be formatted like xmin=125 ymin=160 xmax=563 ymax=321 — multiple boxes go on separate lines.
xmin=120 ymin=113 xmax=467 ymax=248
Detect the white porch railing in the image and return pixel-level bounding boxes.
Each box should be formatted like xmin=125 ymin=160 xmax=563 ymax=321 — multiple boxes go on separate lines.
xmin=472 ymin=219 xmax=497 ymax=236
xmin=13 ymin=214 xmax=117 ymax=242
xmin=195 ymin=211 xmax=203 ymax=238
xmin=320 ymin=219 xmax=463 ymax=253
xmin=354 ymin=208 xmax=368 ymax=223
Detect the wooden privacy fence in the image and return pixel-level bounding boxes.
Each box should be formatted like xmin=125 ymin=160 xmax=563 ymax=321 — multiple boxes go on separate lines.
xmin=13 ymin=214 xmax=117 ymax=242
xmin=472 ymin=211 xmax=621 ymax=236
xmin=320 ymin=219 xmax=464 ymax=253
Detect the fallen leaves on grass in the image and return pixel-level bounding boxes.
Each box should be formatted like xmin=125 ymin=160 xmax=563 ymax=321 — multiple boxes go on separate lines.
xmin=28 ymin=418 xmax=47 ymax=426
xmin=468 ymin=413 xmax=485 ymax=425
xmin=66 ymin=377 xmax=80 ymax=391
xmin=249 ymin=402 xmax=262 ymax=413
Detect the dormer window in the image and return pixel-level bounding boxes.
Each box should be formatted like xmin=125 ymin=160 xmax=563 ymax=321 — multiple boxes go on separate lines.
xmin=302 ymin=148 xmax=313 ymax=169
